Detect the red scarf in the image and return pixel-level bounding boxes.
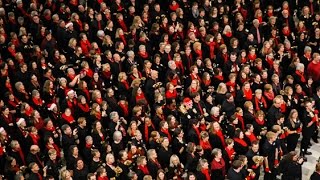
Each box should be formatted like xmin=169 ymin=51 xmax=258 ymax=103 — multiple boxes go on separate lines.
xmin=243 ymin=89 xmax=253 ymax=100
xmin=32 ymin=97 xmax=43 ymax=106
xmin=245 ymin=132 xmax=257 ymax=143
xmin=30 ymin=133 xmax=40 ymax=145
xmin=207 ymin=41 xmax=216 ymax=59
xmin=255 ymin=118 xmax=265 ymax=126
xmin=166 ymin=90 xmax=177 ymax=99
xmin=282 ymin=28 xmax=291 ymax=36
xmin=118 ymin=20 xmax=128 ymax=32
xmin=144 ymin=122 xmax=155 ymax=142
xmin=119 ymin=34 xmax=127 ymax=46
xmin=119 ymin=102 xmax=129 ymax=117
xmin=254 ymin=96 xmax=267 ymax=111
xmin=264 ymin=91 xmax=275 ymax=101
xmin=138 ymin=165 xmax=150 ymax=175
xmin=82 ymin=88 xmax=90 ymax=101
xmin=76 ymin=20 xmax=83 ymax=31
xmin=222 ymin=53 xmax=228 ymax=63
xmin=203 ymin=79 xmax=211 ymax=86
xmin=201 ymin=169 xmax=211 ymax=180
xmin=295 ymin=70 xmax=306 ymax=83
xmin=266 ymin=56 xmax=274 ymax=67
xmin=200 ymin=140 xmax=212 ymax=150
xmin=225 ymin=32 xmax=232 ymax=37
xmin=236 ymin=114 xmax=245 ymax=130
xmin=7 ymin=97 xmax=19 ymax=108
xmin=138 ymin=51 xmax=149 ymax=59
xmin=82 ymin=68 xmax=93 ymax=78
xmin=121 ymin=80 xmax=130 ymax=90
xmin=16 ymin=148 xmax=26 ymax=165
xmin=25 ymin=107 xmax=34 ymax=117
xmin=136 ymin=93 xmax=147 ymax=104
xmin=216 ymin=130 xmax=226 ymax=147
xmin=214 ymin=75 xmax=224 ymax=81
xmin=195 ymin=49 xmax=203 ymax=59
xmin=169 ymin=4 xmax=180 ymax=11
xmin=78 ymin=103 xmax=90 ymax=112
xmin=225 ymin=147 xmax=235 ymax=161
xmin=62 ymin=113 xmax=74 ymax=123
xmin=234 ymin=137 xmax=248 ymax=147
xmin=193 ymin=126 xmax=201 ymax=139
xmin=161 ymin=128 xmax=172 ymax=142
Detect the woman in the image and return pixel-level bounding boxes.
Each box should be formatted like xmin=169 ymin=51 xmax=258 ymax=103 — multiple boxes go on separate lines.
xmin=118 ymin=72 xmax=131 ymax=99
xmin=158 ymin=137 xmax=173 ymax=168
xmin=61 ymin=108 xmax=76 ymax=128
xmin=172 ymin=128 xmax=186 ymax=162
xmin=73 ymin=159 xmax=89 ymax=180
xmin=75 ymin=95 xmax=90 ymax=119
xmin=30 ymin=110 xmax=44 ymax=130
xmin=118 ymin=150 xmax=131 ymax=179
xmin=105 ymin=153 xmax=122 ymax=179
xmin=185 ymin=142 xmax=198 ymax=172
xmin=253 ymin=89 xmax=268 ymax=112
xmin=280 ymin=151 xmax=303 ymax=180
xmin=285 ymin=109 xmax=302 ymax=152
xmin=196 ymin=159 xmax=210 ymax=180
xmin=233 ymin=128 xmax=248 ymax=155
xmin=211 ymin=148 xmax=226 ymax=180
xmin=236 ymin=81 xmax=253 ymax=106
xmin=42 ymin=80 xmax=56 ymax=104
xmin=91 ymin=121 xmax=107 ymax=152
xmin=89 ymin=103 xmax=102 ymax=123
xmin=168 ymin=154 xmax=184 ymax=180
xmin=136 ymin=156 xmax=150 ymax=179
xmin=215 ymin=83 xmax=227 ymax=105
xmin=199 ymin=131 xmax=212 ymax=161
xmin=209 ymin=121 xmax=226 ymax=150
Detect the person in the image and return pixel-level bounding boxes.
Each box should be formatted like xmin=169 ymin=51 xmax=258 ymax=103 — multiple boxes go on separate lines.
xmin=227 ymin=160 xmax=244 ymax=180
xmin=279 ymin=151 xmax=303 ymax=180
xmin=310 ymin=162 xmax=320 ymax=180
xmin=262 ymin=131 xmax=278 ymax=180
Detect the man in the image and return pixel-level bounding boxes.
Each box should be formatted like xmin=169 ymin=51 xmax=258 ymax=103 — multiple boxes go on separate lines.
xmin=307 ymin=53 xmax=320 ymax=87
xmin=250 ymin=19 xmax=263 ymax=46
xmin=28 ymin=162 xmax=44 ymax=180
xmin=266 ymin=96 xmax=282 ymax=129
xmin=26 ymin=145 xmax=44 ymax=169
xmin=246 ymin=140 xmax=260 ymax=179
xmin=227 ymin=160 xmax=244 ymax=180
xmin=262 ymin=131 xmax=278 ymax=180
xmin=221 ymin=93 xmax=236 ymax=118
xmin=145 ymin=70 xmax=161 ymax=105
xmin=301 ymin=100 xmax=318 ymax=159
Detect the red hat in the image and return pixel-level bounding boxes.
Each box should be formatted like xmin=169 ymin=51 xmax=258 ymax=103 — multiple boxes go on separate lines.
xmin=47 ymin=103 xmax=57 ymax=111
xmin=183 ymin=98 xmax=192 ymax=106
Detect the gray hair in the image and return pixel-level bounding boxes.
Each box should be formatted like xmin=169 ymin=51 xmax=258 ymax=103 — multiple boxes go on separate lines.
xmin=304 ymin=46 xmax=312 ymax=53
xmin=109 ymin=111 xmax=118 ymax=120
xmin=296 ymin=63 xmax=304 ymax=70
xmin=97 ymin=30 xmax=105 ymax=37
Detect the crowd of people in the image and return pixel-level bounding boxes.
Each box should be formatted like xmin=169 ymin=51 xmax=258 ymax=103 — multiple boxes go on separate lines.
xmin=1 ymin=0 xmax=320 ymax=179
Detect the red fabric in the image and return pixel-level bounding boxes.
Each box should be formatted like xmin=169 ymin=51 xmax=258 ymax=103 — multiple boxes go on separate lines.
xmin=33 ymin=118 xmax=44 ymax=130
xmin=17 ymin=148 xmax=26 ymax=165
xmin=138 ymin=165 xmax=150 ymax=175
xmin=161 ymin=128 xmax=172 ymax=142
xmin=225 ymin=32 xmax=232 ymax=37
xmin=254 ymin=96 xmax=268 ymax=111
xmin=243 ymin=89 xmax=253 ymax=100
xmin=118 ymin=20 xmax=128 ymax=32
xmin=234 ymin=137 xmax=248 ymax=147
xmin=30 ymin=133 xmax=40 ymax=145
xmin=121 ymin=80 xmax=130 ymax=90
xmin=225 ymin=147 xmax=235 ymax=161
xmin=236 ymin=114 xmax=245 ymax=130
xmin=193 ymin=126 xmax=201 ymax=140
xmin=119 ymin=34 xmax=127 ymax=46
xmin=295 ymin=70 xmax=306 ymax=83
xmin=207 ymin=41 xmax=216 ymax=59
xmin=201 ymin=169 xmax=210 ymax=180
xmin=32 ymin=97 xmax=43 ymax=106
xmin=62 ymin=113 xmax=74 ymax=123
xmin=119 ymin=103 xmax=129 ymax=117
xmin=80 ymin=39 xmax=91 ymax=55
xmin=196 ymin=102 xmax=204 ymax=115
xmin=211 ymin=158 xmax=226 ymax=176
xmin=200 ymin=140 xmax=212 ymax=150
xmin=216 ymin=130 xmax=226 ymax=147
xmin=144 ymin=122 xmax=155 ymax=142
xmin=245 ymin=132 xmax=257 ymax=143
xmin=78 ymin=103 xmax=90 ymax=112
xmin=166 ymin=90 xmax=177 ymax=99
xmin=138 ymin=51 xmax=149 ymax=59
xmin=255 ymin=118 xmax=265 ymax=126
